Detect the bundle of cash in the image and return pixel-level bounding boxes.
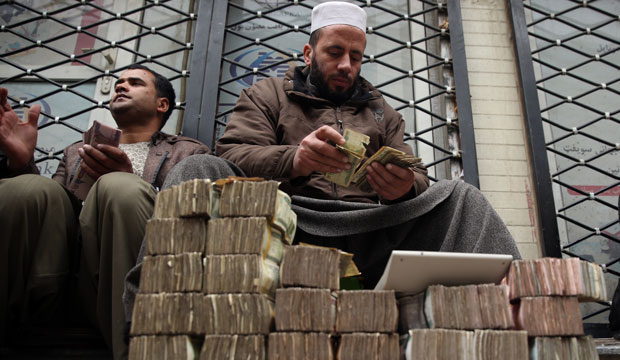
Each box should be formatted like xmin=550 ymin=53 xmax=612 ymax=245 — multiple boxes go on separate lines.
xmin=202 ymin=255 xmax=280 ymax=298
xmin=144 ymin=218 xmax=207 ymax=255
xmin=406 ymin=329 xmax=529 ymax=360
xmin=129 ymin=335 xmax=197 ymax=360
xmin=201 ymin=294 xmax=274 ymax=335
xmin=216 ymin=178 xmax=279 ymax=217
xmin=335 ymin=290 xmax=398 ymax=333
xmin=506 ymin=257 xmax=607 ymax=302
xmin=299 ymin=242 xmax=360 ymax=278
xmin=200 ymin=335 xmax=266 ymax=360
xmin=324 ymin=128 xmax=369 ymax=187
xmin=515 ymin=296 xmax=584 ymax=336
xmin=215 ymin=178 xmax=297 ymax=243
xmin=131 ymin=293 xmax=274 ymax=336
xmin=275 ymin=288 xmax=335 ymax=332
xmin=409 ymin=284 xmax=515 ymax=331
xmin=130 ymin=293 xmax=206 ymax=335
xmin=268 ymin=332 xmax=334 ymax=360
xmin=337 ymin=333 xmax=399 ymax=360
xmin=407 ymin=329 xmax=474 ymax=360
xmin=529 ymin=336 xmax=599 ymax=359
xmin=279 ymin=245 xmax=341 ymax=290
xmin=178 ymin=179 xmax=219 ymax=218
xmin=330 ymin=291 xmax=400 ymax=360
xmin=472 ymin=330 xmax=529 ymax=360
xmin=351 ymin=145 xmax=422 ymax=192
xmin=152 ymin=185 xmax=181 ymax=219
xmin=139 ymin=253 xmax=203 ymax=293
xmin=68 ymin=120 xmax=122 ymax=200
xmin=322 ymin=128 xmax=423 ymax=191
xmin=206 ymin=217 xmax=286 ymax=261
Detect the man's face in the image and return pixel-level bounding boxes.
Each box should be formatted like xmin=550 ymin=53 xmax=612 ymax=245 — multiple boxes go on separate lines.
xmin=303 ymin=25 xmax=366 ymax=103
xmin=109 ymin=69 xmax=162 ymax=121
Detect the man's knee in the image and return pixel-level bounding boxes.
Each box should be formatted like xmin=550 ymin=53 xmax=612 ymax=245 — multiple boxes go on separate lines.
xmin=163 ymin=154 xmax=245 ymax=189
xmin=0 ymin=174 xmax=69 ymax=210
xmin=90 ymin=172 xmax=156 ymax=210
xmin=92 ymin=172 xmax=155 ymax=201
xmin=451 ymin=180 xmax=489 ymax=206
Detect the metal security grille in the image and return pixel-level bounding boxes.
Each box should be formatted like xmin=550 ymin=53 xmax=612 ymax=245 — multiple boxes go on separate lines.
xmin=184 ymin=0 xmax=478 ymax=185
xmin=509 ymin=0 xmax=619 ymax=326
xmin=0 ymin=0 xmax=198 ymax=175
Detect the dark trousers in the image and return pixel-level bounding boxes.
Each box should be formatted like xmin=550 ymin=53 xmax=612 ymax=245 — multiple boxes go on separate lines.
xmin=0 ymin=173 xmax=156 ymax=360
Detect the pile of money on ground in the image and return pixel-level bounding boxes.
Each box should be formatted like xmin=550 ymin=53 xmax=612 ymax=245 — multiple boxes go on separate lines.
xmin=400 ymin=257 xmax=606 ymax=359
xmin=129 ymin=177 xmax=608 ymax=359
xmin=270 ymin=244 xmax=399 ymax=360
xmin=129 ymin=177 xmax=294 ymax=359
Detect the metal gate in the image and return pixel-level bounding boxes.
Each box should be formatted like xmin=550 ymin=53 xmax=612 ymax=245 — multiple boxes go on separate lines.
xmin=0 ymin=0 xmax=198 ymax=176
xmin=1 ymin=0 xmax=476 ymax=183
xmin=183 ymin=0 xmax=478 ymax=185
xmin=509 ymin=0 xmax=620 ymax=328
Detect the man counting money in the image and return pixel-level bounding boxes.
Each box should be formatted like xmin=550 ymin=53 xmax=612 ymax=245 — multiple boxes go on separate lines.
xmin=163 ymin=2 xmax=521 ymax=288
xmin=0 ymin=64 xmax=220 ymax=359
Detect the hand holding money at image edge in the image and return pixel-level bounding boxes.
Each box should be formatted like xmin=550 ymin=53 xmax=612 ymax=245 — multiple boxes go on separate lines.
xmin=0 ymin=87 xmax=40 ymax=172
xmin=78 ymin=143 xmax=133 ymax=180
xmin=291 ymin=125 xmax=351 ymax=178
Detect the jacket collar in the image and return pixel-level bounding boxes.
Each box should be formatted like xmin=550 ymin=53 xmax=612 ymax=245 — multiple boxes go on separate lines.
xmin=150 ymin=131 xmax=176 ymax=146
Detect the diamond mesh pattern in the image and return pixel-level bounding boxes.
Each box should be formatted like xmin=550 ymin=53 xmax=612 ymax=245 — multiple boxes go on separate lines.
xmin=0 ymin=0 xmax=197 ymax=175
xmin=524 ymin=0 xmax=620 ymax=322
xmin=214 ymin=0 xmax=465 ymax=182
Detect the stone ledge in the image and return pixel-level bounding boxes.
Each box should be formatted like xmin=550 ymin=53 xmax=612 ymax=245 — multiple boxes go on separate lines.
xmin=596 ymin=338 xmax=620 ymax=358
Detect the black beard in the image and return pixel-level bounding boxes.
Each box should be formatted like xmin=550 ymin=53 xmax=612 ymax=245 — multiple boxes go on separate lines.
xmin=309 ymin=56 xmax=357 ymax=105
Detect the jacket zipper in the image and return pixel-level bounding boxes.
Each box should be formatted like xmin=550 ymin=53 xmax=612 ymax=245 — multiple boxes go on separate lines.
xmin=332 ymin=106 xmax=343 ymax=199
xmin=150 ymin=151 xmax=169 ymax=190
xmin=69 ymin=159 xmax=81 ymax=185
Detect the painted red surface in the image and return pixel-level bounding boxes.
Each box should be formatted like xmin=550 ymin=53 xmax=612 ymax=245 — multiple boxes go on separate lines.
xmin=567 ymin=185 xmax=620 ymax=196
xmin=72 ymin=0 xmax=104 ymax=65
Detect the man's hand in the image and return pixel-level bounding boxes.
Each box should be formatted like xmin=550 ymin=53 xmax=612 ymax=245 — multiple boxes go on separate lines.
xmin=0 ymin=88 xmax=40 ymax=171
xmin=291 ymin=125 xmax=351 ymax=178
xmin=366 ymin=162 xmax=415 ymax=201
xmin=77 ymin=143 xmax=133 ymax=180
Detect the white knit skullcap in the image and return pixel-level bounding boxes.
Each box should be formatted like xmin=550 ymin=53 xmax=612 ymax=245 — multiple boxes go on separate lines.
xmin=310 ymin=1 xmax=367 ymax=34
